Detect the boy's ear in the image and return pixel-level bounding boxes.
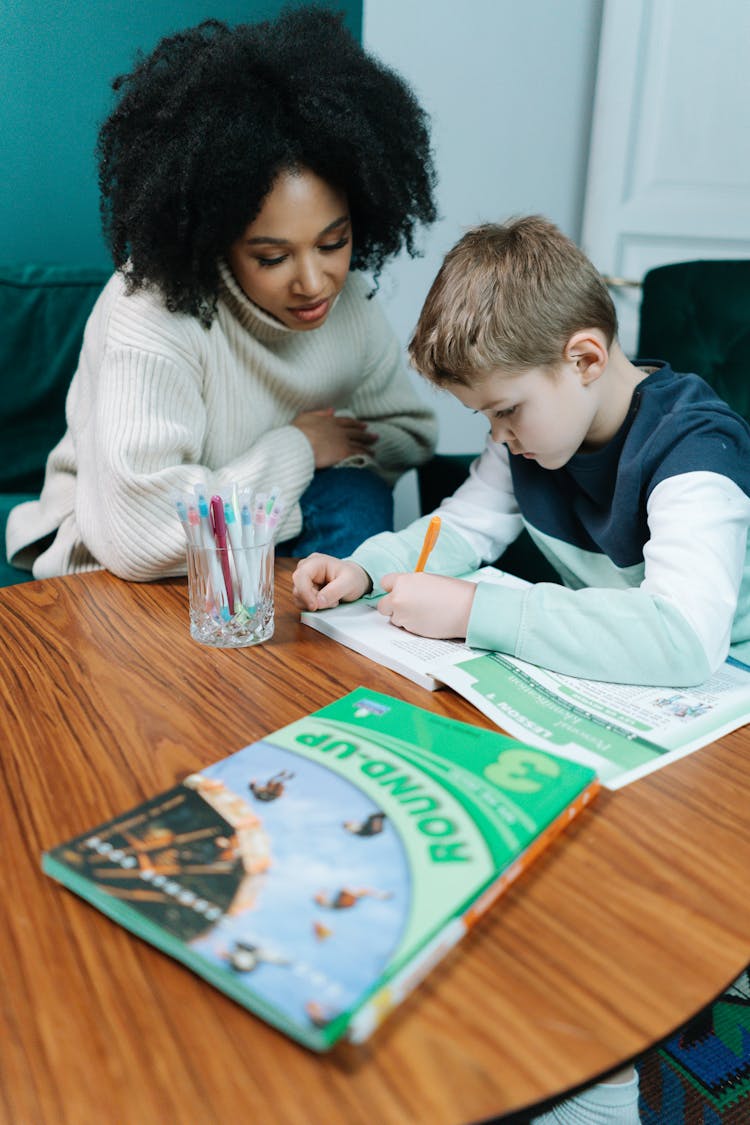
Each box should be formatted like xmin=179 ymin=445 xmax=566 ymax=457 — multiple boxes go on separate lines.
xmin=564 ymin=329 xmax=608 ymax=385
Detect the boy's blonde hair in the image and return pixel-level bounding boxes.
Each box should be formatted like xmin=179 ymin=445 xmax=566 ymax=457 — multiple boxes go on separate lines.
xmin=408 ymin=215 xmax=617 ymax=386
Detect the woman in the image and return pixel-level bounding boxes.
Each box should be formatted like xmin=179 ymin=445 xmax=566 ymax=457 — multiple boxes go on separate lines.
xmin=7 ymin=8 xmax=437 ymax=581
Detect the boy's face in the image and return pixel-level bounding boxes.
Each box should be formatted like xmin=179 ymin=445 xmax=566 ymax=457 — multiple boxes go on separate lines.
xmin=452 ymin=363 xmax=600 ymax=470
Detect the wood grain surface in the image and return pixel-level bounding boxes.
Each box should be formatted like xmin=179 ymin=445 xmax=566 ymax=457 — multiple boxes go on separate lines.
xmin=2 ymin=560 xmax=750 ymax=1125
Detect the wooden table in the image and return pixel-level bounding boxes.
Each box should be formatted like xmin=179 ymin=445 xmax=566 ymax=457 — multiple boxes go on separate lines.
xmin=3 ymin=561 xmax=750 ymax=1125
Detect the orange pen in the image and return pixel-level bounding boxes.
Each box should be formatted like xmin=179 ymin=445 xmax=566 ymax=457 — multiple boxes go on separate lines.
xmin=414 ymin=515 xmax=442 ymax=573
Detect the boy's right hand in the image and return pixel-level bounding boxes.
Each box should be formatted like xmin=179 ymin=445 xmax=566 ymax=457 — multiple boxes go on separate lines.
xmin=292 ymin=554 xmax=372 ymax=611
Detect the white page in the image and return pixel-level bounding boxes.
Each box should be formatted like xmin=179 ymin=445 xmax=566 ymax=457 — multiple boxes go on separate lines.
xmin=301 ymin=568 xmax=527 ymax=690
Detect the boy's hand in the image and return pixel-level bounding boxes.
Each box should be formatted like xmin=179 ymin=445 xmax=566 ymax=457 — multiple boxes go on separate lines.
xmin=292 ymin=553 xmax=372 ymax=611
xmin=378 ymin=573 xmax=477 ymax=639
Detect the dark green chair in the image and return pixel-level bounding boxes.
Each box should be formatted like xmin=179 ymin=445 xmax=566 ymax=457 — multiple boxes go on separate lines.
xmin=0 ymin=264 xmax=109 ymax=586
xmin=636 ymin=258 xmax=750 ymax=423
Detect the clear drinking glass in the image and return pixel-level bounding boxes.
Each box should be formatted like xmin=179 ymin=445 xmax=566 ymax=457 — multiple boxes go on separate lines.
xmin=186 ymin=542 xmax=274 ymax=648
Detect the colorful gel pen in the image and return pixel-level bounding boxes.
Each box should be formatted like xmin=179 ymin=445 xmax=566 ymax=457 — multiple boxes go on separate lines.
xmin=253 ymin=492 xmax=268 ymax=544
xmin=173 ymin=495 xmax=199 ymax=548
xmin=265 ymin=487 xmax=280 ymax=517
xmin=414 ymin=515 xmax=442 ymax=573
xmin=187 ymin=504 xmax=202 ymax=545
xmin=266 ymin=499 xmax=285 ymax=542
xmin=238 ymin=488 xmax=255 ymax=549
xmin=194 ymin=485 xmax=229 ymax=620
xmin=222 ymin=492 xmax=254 ymax=609
xmin=210 ymin=494 xmax=236 ymax=616
xmin=185 ymin=500 xmax=216 ymax=616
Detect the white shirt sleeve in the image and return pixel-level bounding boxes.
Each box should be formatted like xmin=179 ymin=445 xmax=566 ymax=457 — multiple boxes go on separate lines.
xmin=433 ymin=437 xmax=523 ymax=562
xmin=642 ymin=471 xmax=750 ymax=669
xmin=467 ymin=470 xmax=750 ymax=684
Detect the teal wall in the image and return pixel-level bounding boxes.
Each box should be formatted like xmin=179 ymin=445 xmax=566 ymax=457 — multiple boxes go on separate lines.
xmin=1 ymin=1 xmax=362 ymax=268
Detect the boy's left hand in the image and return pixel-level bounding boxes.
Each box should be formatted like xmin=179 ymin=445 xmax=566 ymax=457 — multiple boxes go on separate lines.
xmin=377 ymin=573 xmax=477 ymax=639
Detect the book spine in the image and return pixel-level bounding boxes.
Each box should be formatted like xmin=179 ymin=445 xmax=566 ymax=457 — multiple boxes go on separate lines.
xmin=346 ymin=777 xmax=601 ymax=1044
xmin=346 ymin=918 xmax=466 ymax=1044
xmin=463 ymin=777 xmax=601 ymax=929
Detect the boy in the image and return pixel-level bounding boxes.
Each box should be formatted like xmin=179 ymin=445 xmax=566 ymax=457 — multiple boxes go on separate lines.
xmin=293 ymin=215 xmax=750 ymax=689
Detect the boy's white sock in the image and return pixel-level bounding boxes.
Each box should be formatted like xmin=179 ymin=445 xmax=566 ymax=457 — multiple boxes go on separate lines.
xmin=529 ymin=1073 xmax=640 ymax=1124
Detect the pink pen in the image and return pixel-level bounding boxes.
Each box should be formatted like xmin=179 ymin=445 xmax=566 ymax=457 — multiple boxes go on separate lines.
xmin=253 ymin=492 xmax=268 ymax=544
xmin=210 ymin=494 xmax=236 ymax=616
xmin=187 ymin=504 xmax=202 ymax=546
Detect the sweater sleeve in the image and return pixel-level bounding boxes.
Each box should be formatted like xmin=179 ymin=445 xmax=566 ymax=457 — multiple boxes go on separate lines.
xmin=467 ymin=472 xmax=750 ymax=685
xmin=341 ymin=293 xmax=437 ymax=483
xmin=74 ymin=345 xmax=314 ymax=581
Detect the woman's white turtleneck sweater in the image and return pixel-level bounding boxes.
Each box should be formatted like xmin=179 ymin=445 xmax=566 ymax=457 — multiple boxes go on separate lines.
xmin=7 ymin=263 xmax=436 ymax=580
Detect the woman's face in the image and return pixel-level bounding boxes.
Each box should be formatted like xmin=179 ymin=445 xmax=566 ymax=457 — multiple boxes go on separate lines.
xmin=227 ymin=168 xmax=352 ymax=331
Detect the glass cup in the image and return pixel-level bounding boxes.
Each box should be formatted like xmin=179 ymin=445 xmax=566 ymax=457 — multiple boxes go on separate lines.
xmin=186 ymin=542 xmax=274 ymax=648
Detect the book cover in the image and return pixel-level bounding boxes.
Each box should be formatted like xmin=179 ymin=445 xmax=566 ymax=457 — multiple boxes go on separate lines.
xmin=42 ymin=688 xmax=598 ymax=1051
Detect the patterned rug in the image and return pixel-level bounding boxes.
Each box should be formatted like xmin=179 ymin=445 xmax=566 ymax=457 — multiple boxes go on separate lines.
xmin=638 ymin=970 xmax=750 ymax=1124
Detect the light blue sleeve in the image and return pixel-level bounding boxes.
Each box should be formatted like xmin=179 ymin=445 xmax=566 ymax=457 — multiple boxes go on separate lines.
xmin=467 ymin=581 xmax=712 ymax=686
xmin=349 ymin=515 xmax=482 ymax=595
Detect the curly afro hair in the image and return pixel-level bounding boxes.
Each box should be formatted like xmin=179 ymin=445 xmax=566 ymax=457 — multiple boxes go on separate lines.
xmin=97 ymin=6 xmax=437 ymax=323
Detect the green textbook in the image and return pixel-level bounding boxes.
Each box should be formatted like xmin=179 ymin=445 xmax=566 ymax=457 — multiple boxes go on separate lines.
xmin=42 ymin=688 xmax=599 ymax=1051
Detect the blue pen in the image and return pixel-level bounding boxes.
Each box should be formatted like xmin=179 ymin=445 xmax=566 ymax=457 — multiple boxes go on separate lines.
xmin=172 ymin=493 xmax=200 ymax=547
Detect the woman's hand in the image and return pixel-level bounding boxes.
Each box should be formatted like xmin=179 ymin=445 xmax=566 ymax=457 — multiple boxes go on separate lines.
xmin=377 ymin=573 xmax=477 ymax=639
xmin=293 ymin=553 xmax=372 ymax=610
xmin=292 ymin=408 xmax=378 ymax=468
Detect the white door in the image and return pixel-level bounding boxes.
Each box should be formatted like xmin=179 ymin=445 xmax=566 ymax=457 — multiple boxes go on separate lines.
xmin=581 ymin=0 xmax=750 ymax=354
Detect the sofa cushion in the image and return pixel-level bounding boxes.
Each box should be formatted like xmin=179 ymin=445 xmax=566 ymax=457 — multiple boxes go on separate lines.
xmin=0 ymin=493 xmax=36 ymax=585
xmin=0 ymin=264 xmax=109 ymax=585
xmin=0 ymin=264 xmax=108 ymax=494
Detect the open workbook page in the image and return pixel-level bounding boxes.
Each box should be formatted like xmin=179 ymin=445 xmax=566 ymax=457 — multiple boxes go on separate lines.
xmin=300 ymin=567 xmax=526 ymax=691
xmin=302 ymin=569 xmax=750 ymax=788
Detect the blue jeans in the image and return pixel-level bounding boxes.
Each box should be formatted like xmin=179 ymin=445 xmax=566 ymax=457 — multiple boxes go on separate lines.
xmin=277 ymin=467 xmax=394 ymax=558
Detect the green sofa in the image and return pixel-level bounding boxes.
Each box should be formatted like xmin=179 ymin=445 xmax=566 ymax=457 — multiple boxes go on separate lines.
xmin=0 ymin=264 xmax=109 ymax=586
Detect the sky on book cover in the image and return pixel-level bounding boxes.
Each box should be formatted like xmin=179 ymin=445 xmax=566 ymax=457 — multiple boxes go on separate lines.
xmin=189 ymin=742 xmax=410 ymax=1031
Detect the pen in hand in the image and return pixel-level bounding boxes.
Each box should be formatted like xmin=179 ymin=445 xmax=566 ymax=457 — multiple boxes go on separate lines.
xmin=414 ymin=515 xmax=441 ymax=573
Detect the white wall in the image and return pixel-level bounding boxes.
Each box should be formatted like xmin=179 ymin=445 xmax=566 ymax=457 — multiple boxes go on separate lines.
xmin=363 ymin=0 xmax=603 ymax=524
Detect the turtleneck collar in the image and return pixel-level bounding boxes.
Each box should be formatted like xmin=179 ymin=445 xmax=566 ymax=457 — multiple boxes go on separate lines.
xmin=216 ymin=258 xmax=346 ymax=342
xmin=216 ymin=258 xmax=295 ymax=342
